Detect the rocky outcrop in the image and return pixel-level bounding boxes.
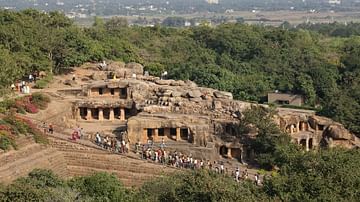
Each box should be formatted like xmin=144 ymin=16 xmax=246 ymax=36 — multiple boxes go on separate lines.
xmin=125 ymin=62 xmax=144 ymax=75
xmin=91 ymin=72 xmax=108 ymax=81
xmin=323 ymin=124 xmax=354 ymax=141
xmin=214 ymin=91 xmax=233 ymax=100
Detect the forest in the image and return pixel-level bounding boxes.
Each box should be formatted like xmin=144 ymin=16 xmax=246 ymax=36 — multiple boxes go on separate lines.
xmin=0 ymin=9 xmax=359 ymax=137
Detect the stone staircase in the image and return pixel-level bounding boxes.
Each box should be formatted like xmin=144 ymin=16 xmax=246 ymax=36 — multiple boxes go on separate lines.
xmin=152 ymin=140 xmax=217 ymax=160
xmin=0 ymin=137 xmax=68 ymax=184
xmin=49 ymin=137 xmax=177 ymax=187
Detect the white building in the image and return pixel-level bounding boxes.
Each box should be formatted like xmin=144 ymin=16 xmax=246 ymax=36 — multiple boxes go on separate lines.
xmin=329 ymin=0 xmax=341 ymax=4
xmin=206 ymin=0 xmax=219 ymax=5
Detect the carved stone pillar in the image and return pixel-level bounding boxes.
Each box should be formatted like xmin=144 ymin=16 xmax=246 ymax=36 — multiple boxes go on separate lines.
xmin=296 ymin=122 xmax=300 ymax=132
xmin=120 ymin=108 xmax=125 ymax=121
xmin=306 ymin=138 xmax=310 ymax=151
xmin=98 ymin=108 xmax=104 ymax=121
xmin=76 ymin=108 xmax=81 ymax=120
xmin=109 ymin=108 xmax=115 ymax=121
xmin=154 ymin=129 xmax=159 ymax=142
xmin=86 ymin=108 xmax=92 ymax=120
xmin=290 ymin=125 xmax=294 ymax=135
xmin=227 ymin=147 xmax=232 ymax=158
xmin=176 ymin=128 xmax=181 ymax=141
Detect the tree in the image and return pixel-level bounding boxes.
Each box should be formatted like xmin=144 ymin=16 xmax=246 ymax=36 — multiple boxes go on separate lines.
xmin=69 ymin=172 xmax=130 ymax=201
xmin=162 ymin=17 xmax=186 ymax=27
xmin=105 ymin=17 xmax=128 ymax=31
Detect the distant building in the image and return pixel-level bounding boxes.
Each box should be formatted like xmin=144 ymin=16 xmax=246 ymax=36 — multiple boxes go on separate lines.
xmin=268 ymin=93 xmax=304 ymax=106
xmin=328 ymin=0 xmax=341 ymax=4
xmin=206 ymin=0 xmax=219 ymax=5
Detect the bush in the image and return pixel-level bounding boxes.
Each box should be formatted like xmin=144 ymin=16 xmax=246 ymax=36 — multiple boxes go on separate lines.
xmin=69 ymin=172 xmax=129 ymax=201
xmin=32 ymin=130 xmax=48 ymax=144
xmin=24 ymin=103 xmax=38 ymax=114
xmin=34 ymin=74 xmax=53 ymax=89
xmin=34 ymin=79 xmax=48 ymax=89
xmin=3 ymin=116 xmax=28 ymax=135
xmin=24 ymin=169 xmax=64 ymax=189
xmin=31 ymin=93 xmax=50 ymax=110
xmin=0 ymin=133 xmax=17 ymax=150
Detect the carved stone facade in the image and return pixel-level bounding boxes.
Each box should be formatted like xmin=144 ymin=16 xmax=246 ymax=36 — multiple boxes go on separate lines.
xmin=68 ymin=62 xmax=359 ymax=162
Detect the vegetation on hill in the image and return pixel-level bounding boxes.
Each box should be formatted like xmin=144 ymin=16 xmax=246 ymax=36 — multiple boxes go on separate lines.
xmin=0 ymin=93 xmax=50 ymax=150
xmin=0 ymin=9 xmax=359 ymax=137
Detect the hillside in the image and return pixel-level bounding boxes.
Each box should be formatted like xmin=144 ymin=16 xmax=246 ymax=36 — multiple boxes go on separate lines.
xmin=0 ymin=10 xmax=359 ymax=138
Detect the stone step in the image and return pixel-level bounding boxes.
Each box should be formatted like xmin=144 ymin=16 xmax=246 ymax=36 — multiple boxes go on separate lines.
xmin=15 ymin=135 xmax=35 ymax=148
xmin=0 ymin=147 xmax=57 ymax=173
xmin=0 ymin=143 xmax=45 ymax=165
xmin=66 ymin=165 xmax=162 ymax=187
xmin=0 ymin=148 xmax=67 ymax=183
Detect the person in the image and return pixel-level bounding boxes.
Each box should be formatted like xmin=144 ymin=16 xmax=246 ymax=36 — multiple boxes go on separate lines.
xmin=255 ymin=173 xmax=261 ymax=186
xmin=243 ymin=169 xmax=249 ymax=180
xmin=235 ymin=168 xmax=240 ymax=182
xmin=11 ymin=83 xmax=15 ymax=91
xmin=121 ymin=139 xmax=126 ymax=153
xmin=42 ymin=122 xmax=47 ymax=134
xmin=79 ymin=128 xmax=84 ymax=139
xmin=71 ymin=130 xmax=79 ymax=141
xmin=116 ymin=139 xmax=121 ymax=153
xmin=103 ymin=136 xmax=108 ymax=149
xmin=160 ymin=137 xmax=166 ymax=149
xmin=29 ymin=74 xmax=34 ymax=83
xmin=95 ymin=132 xmax=101 ymax=145
xmin=220 ymin=163 xmax=224 ymax=174
xmin=135 ymin=141 xmax=140 ymax=153
xmin=207 ymin=160 xmax=212 ymax=170
xmin=48 ymin=123 xmax=54 ymax=134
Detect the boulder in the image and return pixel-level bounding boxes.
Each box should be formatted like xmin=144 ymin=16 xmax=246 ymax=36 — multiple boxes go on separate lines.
xmin=190 ymin=97 xmax=203 ymax=103
xmin=125 ymin=62 xmax=144 ymax=75
xmin=163 ymin=89 xmax=173 ymax=97
xmin=185 ymin=80 xmax=197 ymax=88
xmin=64 ymin=79 xmax=77 ymax=86
xmin=155 ymin=79 xmax=173 ymax=85
xmin=91 ymin=72 xmax=108 ymax=80
xmin=324 ymin=125 xmax=354 ymax=141
xmin=171 ymin=90 xmax=183 ymax=97
xmin=214 ymin=91 xmax=233 ymax=100
xmin=213 ymin=101 xmax=222 ymax=109
xmin=106 ymin=61 xmax=126 ymax=71
xmin=188 ymin=90 xmax=202 ymax=98
xmin=170 ymin=80 xmax=186 ymax=86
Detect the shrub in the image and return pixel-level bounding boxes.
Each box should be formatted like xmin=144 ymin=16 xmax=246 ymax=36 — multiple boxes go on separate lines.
xmin=0 ymin=135 xmax=12 ymax=150
xmin=3 ymin=116 xmax=28 ymax=135
xmin=34 ymin=74 xmax=53 ymax=89
xmin=34 ymin=80 xmax=48 ymax=89
xmin=24 ymin=169 xmax=64 ymax=188
xmin=24 ymin=103 xmax=39 ymax=114
xmin=69 ymin=172 xmax=128 ymax=201
xmin=0 ymin=133 xmax=17 ymax=150
xmin=32 ymin=130 xmax=48 ymax=144
xmin=31 ymin=93 xmax=50 ymax=110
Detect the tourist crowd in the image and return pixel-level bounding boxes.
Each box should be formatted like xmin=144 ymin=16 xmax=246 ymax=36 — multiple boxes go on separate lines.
xmin=138 ymin=141 xmax=261 ymax=185
xmin=94 ymin=132 xmax=130 ymax=154
xmin=89 ymin=135 xmax=262 ymax=185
